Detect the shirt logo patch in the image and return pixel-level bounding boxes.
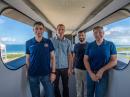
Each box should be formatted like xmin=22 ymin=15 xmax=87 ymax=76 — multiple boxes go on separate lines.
xmin=44 ymin=43 xmax=49 ymax=47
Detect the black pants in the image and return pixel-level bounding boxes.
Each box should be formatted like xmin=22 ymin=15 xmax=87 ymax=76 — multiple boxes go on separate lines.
xmin=54 ymin=68 xmax=69 ymax=97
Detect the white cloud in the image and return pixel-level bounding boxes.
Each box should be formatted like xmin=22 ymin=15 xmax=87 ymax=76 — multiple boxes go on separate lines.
xmin=85 ymin=26 xmax=130 ymax=44
xmin=109 ymin=27 xmax=123 ymax=32
xmin=103 ymin=26 xmax=130 ymax=45
xmin=105 ymin=31 xmax=111 ymax=35
xmin=121 ymin=38 xmax=129 ymax=43
xmin=1 ymin=37 xmax=16 ymax=43
xmin=106 ymin=36 xmax=130 ymax=45
xmin=86 ymin=31 xmax=95 ymax=42
xmin=103 ymin=26 xmax=109 ymax=32
xmin=107 ymin=26 xmax=130 ymax=34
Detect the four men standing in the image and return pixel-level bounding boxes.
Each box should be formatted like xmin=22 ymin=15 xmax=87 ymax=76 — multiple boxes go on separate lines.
xmin=26 ymin=22 xmax=117 ymax=97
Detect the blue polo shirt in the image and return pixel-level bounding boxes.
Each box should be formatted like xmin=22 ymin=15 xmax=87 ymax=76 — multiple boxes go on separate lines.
xmin=85 ymin=40 xmax=117 ymax=71
xmin=26 ymin=37 xmax=54 ymax=76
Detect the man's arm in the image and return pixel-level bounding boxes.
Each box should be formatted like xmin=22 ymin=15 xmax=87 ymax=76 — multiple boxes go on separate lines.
xmin=68 ymin=52 xmax=73 ymax=69
xmin=83 ymin=55 xmax=92 ymax=74
xmin=72 ymin=44 xmax=76 ymax=69
xmin=26 ymin=54 xmax=30 ymax=77
xmin=50 ymin=51 xmax=56 ymax=73
xmin=84 ymin=55 xmax=98 ymax=81
xmin=72 ymin=53 xmax=75 ymax=68
xmin=26 ymin=54 xmax=30 ymax=69
xmin=101 ymin=55 xmax=117 ymax=71
xmin=68 ymin=52 xmax=73 ymax=76
xmin=50 ymin=51 xmax=56 ymax=82
xmin=68 ymin=51 xmax=73 ymax=76
xmin=67 ymin=40 xmax=73 ymax=76
xmin=96 ymin=55 xmax=117 ymax=79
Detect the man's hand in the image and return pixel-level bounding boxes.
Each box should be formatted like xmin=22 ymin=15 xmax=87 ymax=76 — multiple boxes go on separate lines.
xmin=50 ymin=73 xmax=56 ymax=83
xmin=89 ymin=72 xmax=99 ymax=82
xmin=96 ymin=68 xmax=104 ymax=80
xmin=68 ymin=68 xmax=73 ymax=76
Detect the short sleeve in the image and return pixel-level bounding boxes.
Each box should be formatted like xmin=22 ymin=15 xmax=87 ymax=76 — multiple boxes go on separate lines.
xmin=110 ymin=42 xmax=117 ymax=55
xmin=67 ymin=40 xmax=72 ymax=53
xmin=49 ymin=39 xmax=54 ymax=52
xmin=26 ymin=41 xmax=30 ymax=54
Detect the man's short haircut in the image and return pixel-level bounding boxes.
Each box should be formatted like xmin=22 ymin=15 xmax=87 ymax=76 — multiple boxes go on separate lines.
xmin=57 ymin=24 xmax=65 ymax=28
xmin=93 ymin=26 xmax=103 ymax=31
xmin=78 ymin=30 xmax=85 ymax=34
xmin=33 ymin=21 xmax=44 ymax=27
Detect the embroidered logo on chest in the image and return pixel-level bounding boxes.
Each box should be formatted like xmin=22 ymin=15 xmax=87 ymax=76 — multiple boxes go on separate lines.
xmin=44 ymin=43 xmax=49 ymax=47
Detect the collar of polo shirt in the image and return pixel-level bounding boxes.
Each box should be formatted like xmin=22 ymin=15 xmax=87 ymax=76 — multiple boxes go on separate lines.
xmin=55 ymin=36 xmax=66 ymax=41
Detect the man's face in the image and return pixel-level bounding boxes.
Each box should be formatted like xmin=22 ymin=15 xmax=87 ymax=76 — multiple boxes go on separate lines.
xmin=33 ymin=25 xmax=44 ymax=37
xmin=57 ymin=25 xmax=65 ymax=36
xmin=93 ymin=28 xmax=104 ymax=41
xmin=78 ymin=32 xmax=85 ymax=42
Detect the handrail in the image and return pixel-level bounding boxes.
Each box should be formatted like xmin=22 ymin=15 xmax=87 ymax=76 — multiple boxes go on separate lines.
xmin=114 ymin=60 xmax=130 ymax=70
xmin=0 ymin=56 xmax=26 ymax=70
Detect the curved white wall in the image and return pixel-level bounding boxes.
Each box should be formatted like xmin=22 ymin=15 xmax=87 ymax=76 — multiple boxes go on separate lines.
xmin=0 ymin=58 xmax=31 ymax=97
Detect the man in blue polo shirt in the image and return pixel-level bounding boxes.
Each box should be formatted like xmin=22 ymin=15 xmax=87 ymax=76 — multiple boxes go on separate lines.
xmin=26 ymin=22 xmax=56 ymax=97
xmin=84 ymin=26 xmax=117 ymax=97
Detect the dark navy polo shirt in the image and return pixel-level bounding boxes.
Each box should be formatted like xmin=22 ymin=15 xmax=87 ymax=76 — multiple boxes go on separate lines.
xmin=85 ymin=40 xmax=117 ymax=71
xmin=26 ymin=37 xmax=54 ymax=76
xmin=74 ymin=42 xmax=88 ymax=70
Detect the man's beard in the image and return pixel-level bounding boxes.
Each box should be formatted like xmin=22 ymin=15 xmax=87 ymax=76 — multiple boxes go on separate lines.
xmin=79 ymin=39 xmax=84 ymax=42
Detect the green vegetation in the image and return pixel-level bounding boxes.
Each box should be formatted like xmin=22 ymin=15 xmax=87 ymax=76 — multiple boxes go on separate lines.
xmin=4 ymin=47 xmax=130 ymax=62
xmin=117 ymin=47 xmax=130 ymax=60
xmin=7 ymin=53 xmax=25 ymax=60
xmin=117 ymin=47 xmax=130 ymax=52
xmin=125 ymin=56 xmax=130 ymax=60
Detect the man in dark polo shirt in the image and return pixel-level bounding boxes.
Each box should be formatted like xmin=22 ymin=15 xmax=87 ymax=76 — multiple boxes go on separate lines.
xmin=73 ymin=31 xmax=88 ymax=97
xmin=26 ymin=22 xmax=56 ymax=97
xmin=84 ymin=26 xmax=117 ymax=97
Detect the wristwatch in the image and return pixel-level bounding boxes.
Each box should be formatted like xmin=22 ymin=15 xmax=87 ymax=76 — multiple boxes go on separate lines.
xmin=51 ymin=72 xmax=56 ymax=74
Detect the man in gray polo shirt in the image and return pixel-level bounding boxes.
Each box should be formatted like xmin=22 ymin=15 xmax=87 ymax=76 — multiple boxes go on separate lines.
xmin=51 ymin=24 xmax=72 ymax=97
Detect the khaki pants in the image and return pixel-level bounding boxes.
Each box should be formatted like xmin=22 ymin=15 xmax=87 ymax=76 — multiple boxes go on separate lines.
xmin=75 ymin=68 xmax=87 ymax=97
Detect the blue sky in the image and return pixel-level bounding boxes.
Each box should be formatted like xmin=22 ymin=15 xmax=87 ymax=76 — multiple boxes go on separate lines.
xmin=86 ymin=17 xmax=130 ymax=45
xmin=0 ymin=16 xmax=48 ymax=45
xmin=0 ymin=15 xmax=130 ymax=45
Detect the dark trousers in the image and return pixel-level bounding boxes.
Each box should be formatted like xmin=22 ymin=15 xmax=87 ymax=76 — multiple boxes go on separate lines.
xmin=54 ymin=68 xmax=69 ymax=97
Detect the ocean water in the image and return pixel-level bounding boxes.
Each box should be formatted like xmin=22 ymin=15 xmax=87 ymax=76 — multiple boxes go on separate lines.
xmin=5 ymin=44 xmax=130 ymax=53
xmin=6 ymin=44 xmax=25 ymax=53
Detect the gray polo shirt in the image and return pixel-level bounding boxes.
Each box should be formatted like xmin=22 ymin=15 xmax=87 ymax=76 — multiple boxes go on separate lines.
xmin=50 ymin=37 xmax=72 ymax=69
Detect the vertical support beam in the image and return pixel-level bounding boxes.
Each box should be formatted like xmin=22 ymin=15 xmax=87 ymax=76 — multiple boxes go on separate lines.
xmin=75 ymin=33 xmax=79 ymax=44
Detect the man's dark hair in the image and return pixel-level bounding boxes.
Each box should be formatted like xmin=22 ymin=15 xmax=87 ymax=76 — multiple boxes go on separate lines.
xmin=78 ymin=30 xmax=85 ymax=34
xmin=33 ymin=21 xmax=44 ymax=27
